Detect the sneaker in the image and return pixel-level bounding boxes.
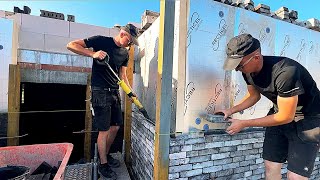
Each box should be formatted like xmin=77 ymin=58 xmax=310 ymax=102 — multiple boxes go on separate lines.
xmin=107 ymin=154 xmax=121 ymax=168
xmin=98 ymin=163 xmax=117 ymax=180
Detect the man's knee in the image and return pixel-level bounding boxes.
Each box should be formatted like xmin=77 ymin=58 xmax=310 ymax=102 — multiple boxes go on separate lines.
xmin=109 ymin=126 xmax=120 ymax=133
xmin=265 ymin=160 xmax=282 ymax=176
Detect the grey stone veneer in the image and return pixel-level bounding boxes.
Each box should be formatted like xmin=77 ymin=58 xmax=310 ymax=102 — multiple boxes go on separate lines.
xmin=130 ymin=111 xmax=320 ymax=180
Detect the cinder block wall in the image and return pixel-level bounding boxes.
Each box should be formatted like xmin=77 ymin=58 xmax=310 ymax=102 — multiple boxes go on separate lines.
xmin=131 ymin=112 xmax=155 ymax=180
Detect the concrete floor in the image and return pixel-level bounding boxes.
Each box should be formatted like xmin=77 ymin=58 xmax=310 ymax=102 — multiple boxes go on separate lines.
xmin=99 ymin=152 xmax=131 ymax=180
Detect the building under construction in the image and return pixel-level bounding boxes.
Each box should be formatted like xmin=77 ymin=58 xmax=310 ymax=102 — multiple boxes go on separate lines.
xmin=0 ymin=0 xmax=320 ymax=179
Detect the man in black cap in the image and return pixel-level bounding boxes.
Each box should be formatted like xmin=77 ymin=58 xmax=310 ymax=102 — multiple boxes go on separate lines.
xmin=217 ymin=33 xmax=320 ymax=179
xmin=67 ymin=23 xmax=140 ymax=179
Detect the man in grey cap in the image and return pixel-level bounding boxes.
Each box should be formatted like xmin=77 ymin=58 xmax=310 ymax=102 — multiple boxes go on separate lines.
xmin=217 ymin=34 xmax=320 ymax=179
xmin=67 ymin=23 xmax=140 ymax=179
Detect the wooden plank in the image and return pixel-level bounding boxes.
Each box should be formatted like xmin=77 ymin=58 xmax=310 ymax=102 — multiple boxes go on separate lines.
xmin=84 ymin=74 xmax=92 ymax=161
xmin=175 ymin=0 xmax=189 ymax=133
xmin=7 ymin=64 xmax=21 ymax=146
xmin=124 ymin=46 xmax=134 ymax=164
xmin=154 ymin=0 xmax=175 ymax=179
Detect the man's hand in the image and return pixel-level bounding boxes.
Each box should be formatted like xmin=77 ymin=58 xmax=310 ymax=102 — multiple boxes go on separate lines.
xmin=92 ymin=50 xmax=108 ymax=60
xmin=214 ymin=109 xmax=233 ymax=119
xmin=226 ymin=119 xmax=246 ymax=135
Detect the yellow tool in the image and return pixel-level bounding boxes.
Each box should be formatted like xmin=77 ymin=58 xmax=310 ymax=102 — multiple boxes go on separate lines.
xmin=98 ymin=55 xmax=150 ymax=119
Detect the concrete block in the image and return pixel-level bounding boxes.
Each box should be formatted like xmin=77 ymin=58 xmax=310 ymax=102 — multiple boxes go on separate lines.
xmin=234 ymin=166 xmax=250 ymax=173
xmin=237 ymin=144 xmax=253 ymax=150
xmin=211 ymin=152 xmax=231 ymax=160
xmin=253 ymin=143 xmax=263 ymax=148
xmin=19 ymin=30 xmax=45 ymax=51
xmin=21 ymin=14 xmax=69 ymax=37
xmin=186 ymin=151 xmax=199 ymax=158
xmin=205 ymin=142 xmax=224 ymax=148
xmin=185 ymin=137 xmax=205 ymax=145
xmin=214 ymin=158 xmax=233 ymax=165
xmin=256 ymin=158 xmax=264 ymax=164
xmin=189 ymin=155 xmax=211 ymax=163
xmin=169 ymin=164 xmax=192 ymax=173
xmin=198 ymin=148 xmax=219 ymax=156
xmin=253 ymin=168 xmax=265 ymax=175
xmin=189 ymin=174 xmax=210 ymax=180
xmin=169 ymin=158 xmax=189 ymax=166
xmin=219 ymin=146 xmax=236 ymax=153
xmin=44 ymin=34 xmax=74 ymax=54
xmin=240 ymin=159 xmax=256 ymax=167
xmin=242 ymin=149 xmax=259 ymax=155
xmin=169 ymin=152 xmax=186 ymax=160
xmin=275 ymin=7 xmax=289 ymax=14
xmin=289 ymin=10 xmax=298 ymax=20
xmin=192 ymin=143 xmax=206 ymax=150
xmin=192 ymin=161 xmax=214 ymax=169
xmin=254 ymin=4 xmax=271 ymax=15
xmin=224 ymin=140 xmax=241 ymax=146
xmin=232 ymin=156 xmax=245 ymax=162
xmin=180 ymin=169 xmax=203 ymax=178
xmin=275 ymin=7 xmax=289 ymax=20
xmin=215 ymin=169 xmax=233 ymax=177
xmin=203 ymin=165 xmax=222 ymax=173
xmin=245 ymin=154 xmax=260 ymax=160
xmin=169 ymin=173 xmax=179 ymax=179
xmin=244 ymin=171 xmax=253 ymax=177
xmin=306 ymin=18 xmax=320 ymax=31
xmin=242 ymin=138 xmax=258 ymax=144
xmin=169 ymin=146 xmax=181 ymax=154
xmin=181 ymin=145 xmax=192 ymax=152
xmin=223 ymin=162 xmax=239 ymax=170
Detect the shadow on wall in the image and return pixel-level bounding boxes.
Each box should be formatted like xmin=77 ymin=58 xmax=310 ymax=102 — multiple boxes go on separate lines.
xmin=134 ymin=36 xmax=177 ymax=133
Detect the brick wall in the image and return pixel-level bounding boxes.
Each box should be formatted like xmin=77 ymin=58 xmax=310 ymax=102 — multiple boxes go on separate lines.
xmin=169 ymin=131 xmax=320 ymax=180
xmin=130 ymin=112 xmax=320 ymax=180
xmin=131 ymin=111 xmax=155 ymax=180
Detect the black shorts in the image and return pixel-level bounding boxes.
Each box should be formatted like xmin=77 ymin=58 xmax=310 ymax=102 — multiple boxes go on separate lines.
xmin=91 ymin=87 xmax=123 ymax=131
xmin=262 ymin=116 xmax=320 ymax=177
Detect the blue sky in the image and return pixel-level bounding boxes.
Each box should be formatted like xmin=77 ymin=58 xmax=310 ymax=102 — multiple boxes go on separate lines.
xmin=0 ymin=0 xmax=319 ymax=28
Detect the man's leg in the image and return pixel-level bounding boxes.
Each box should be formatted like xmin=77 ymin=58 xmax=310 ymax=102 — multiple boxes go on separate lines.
xmin=97 ymin=131 xmax=109 ymax=164
xmin=263 ymin=125 xmax=289 ymax=179
xmin=105 ymin=126 xmax=120 ymax=155
xmin=264 ymin=160 xmax=282 ymax=180
xmin=286 ymin=118 xmax=319 ymax=179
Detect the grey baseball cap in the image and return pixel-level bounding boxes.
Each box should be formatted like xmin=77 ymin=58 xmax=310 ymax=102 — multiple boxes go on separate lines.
xmin=120 ymin=23 xmax=141 ymax=46
xmin=223 ymin=34 xmax=260 ymax=70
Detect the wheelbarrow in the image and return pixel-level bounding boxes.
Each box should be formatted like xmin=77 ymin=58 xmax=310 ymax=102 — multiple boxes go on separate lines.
xmin=0 ymin=143 xmax=73 ymax=180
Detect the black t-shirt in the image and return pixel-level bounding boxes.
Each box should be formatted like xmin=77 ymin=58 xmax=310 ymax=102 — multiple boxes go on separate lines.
xmin=243 ymin=56 xmax=320 ymax=116
xmin=84 ymin=36 xmax=128 ymax=88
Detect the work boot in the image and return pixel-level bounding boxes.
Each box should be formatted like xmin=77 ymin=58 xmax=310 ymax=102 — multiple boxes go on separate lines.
xmin=107 ymin=154 xmax=121 ymax=168
xmin=98 ymin=163 xmax=117 ymax=180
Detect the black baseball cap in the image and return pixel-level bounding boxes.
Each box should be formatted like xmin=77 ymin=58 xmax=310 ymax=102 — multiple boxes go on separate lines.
xmin=223 ymin=34 xmax=260 ymax=70
xmin=120 ymin=23 xmax=140 ymax=46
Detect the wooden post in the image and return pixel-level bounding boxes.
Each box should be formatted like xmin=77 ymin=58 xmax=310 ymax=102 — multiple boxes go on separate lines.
xmin=175 ymin=0 xmax=189 ymax=133
xmin=154 ymin=0 xmax=175 ymax=179
xmin=7 ymin=64 xmax=21 ymax=146
xmin=124 ymin=46 xmax=134 ymax=164
xmin=84 ymin=74 xmax=92 ymax=161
